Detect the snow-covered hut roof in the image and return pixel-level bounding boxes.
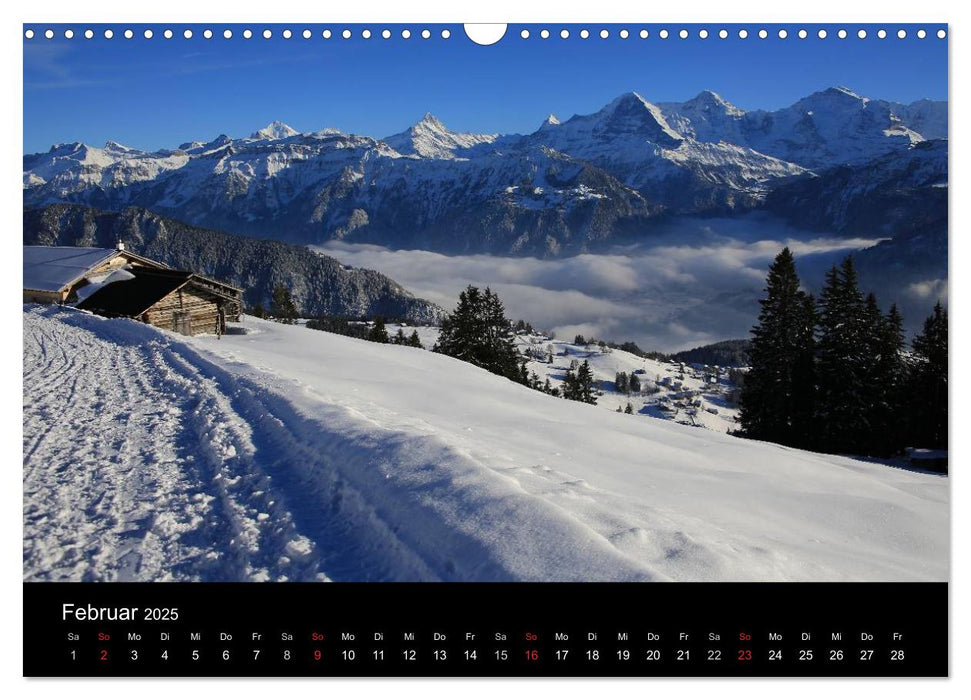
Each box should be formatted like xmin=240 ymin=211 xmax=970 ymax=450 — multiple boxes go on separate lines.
xmin=23 ymin=245 xmax=170 ymax=293
xmin=23 ymin=246 xmax=120 ymax=293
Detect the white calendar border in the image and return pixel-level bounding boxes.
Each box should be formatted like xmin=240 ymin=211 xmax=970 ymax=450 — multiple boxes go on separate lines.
xmin=4 ymin=1 xmax=963 ymax=699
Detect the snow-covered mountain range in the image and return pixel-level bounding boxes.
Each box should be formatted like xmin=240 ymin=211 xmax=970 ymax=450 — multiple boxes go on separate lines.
xmin=23 ymin=87 xmax=946 ymax=256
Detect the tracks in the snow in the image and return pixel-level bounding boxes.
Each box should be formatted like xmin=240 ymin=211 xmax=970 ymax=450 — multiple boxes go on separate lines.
xmin=24 ymin=306 xmax=454 ymax=582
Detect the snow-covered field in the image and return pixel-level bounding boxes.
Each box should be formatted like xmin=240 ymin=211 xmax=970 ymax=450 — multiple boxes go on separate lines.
xmin=389 ymin=322 xmax=741 ymax=432
xmin=24 ymin=305 xmax=948 ymax=582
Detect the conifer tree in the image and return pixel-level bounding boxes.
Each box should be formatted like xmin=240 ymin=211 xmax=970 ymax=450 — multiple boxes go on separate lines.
xmin=615 ymin=371 xmax=629 ymax=395
xmin=395 ymin=328 xmax=406 ymax=345
xmin=408 ymin=329 xmax=423 ymax=348
xmin=575 ymin=360 xmax=597 ymax=404
xmin=562 ymin=360 xmax=580 ymax=400
xmin=433 ymin=286 xmax=523 ymax=383
xmin=368 ymin=317 xmax=390 ymax=343
xmin=908 ymin=301 xmax=948 ymax=449
xmin=629 ymin=373 xmax=641 ymax=394
xmin=863 ymin=300 xmax=907 ymax=455
xmin=815 ymin=257 xmax=870 ymax=453
xmin=738 ymin=248 xmax=814 ymax=445
xmin=789 ymin=292 xmax=818 ymax=449
xmin=270 ymin=286 xmax=298 ymax=324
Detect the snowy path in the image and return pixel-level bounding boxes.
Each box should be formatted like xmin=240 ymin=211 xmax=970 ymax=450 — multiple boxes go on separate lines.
xmin=24 ymin=309 xmax=331 ymax=581
xmin=23 ymin=306 xmax=948 ymax=582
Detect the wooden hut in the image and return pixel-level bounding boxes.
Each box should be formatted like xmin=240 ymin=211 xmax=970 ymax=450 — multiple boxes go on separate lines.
xmin=77 ymin=267 xmax=242 ymax=336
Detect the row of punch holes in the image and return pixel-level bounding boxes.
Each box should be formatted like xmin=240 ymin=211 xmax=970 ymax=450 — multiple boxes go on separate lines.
xmin=24 ymin=26 xmax=947 ymax=41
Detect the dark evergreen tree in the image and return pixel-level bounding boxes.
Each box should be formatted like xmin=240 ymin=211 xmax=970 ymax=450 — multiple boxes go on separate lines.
xmin=407 ymin=329 xmax=423 ymax=348
xmin=394 ymin=328 xmax=406 ymax=345
xmin=433 ymin=286 xmax=523 ymax=383
xmin=271 ymin=286 xmax=297 ymax=324
xmin=908 ymin=301 xmax=948 ymax=449
xmin=543 ymin=377 xmax=553 ymax=395
xmin=574 ymin=360 xmax=598 ymax=404
xmin=814 ymin=257 xmax=870 ymax=453
xmin=519 ymin=359 xmax=530 ymax=386
xmin=615 ymin=371 xmax=630 ymax=395
xmin=738 ymin=248 xmax=815 ymax=446
xmin=789 ymin=292 xmax=818 ymax=449
xmin=574 ymin=334 xmax=586 ymax=345
xmin=861 ymin=299 xmax=907 ymax=456
xmin=562 ymin=360 xmax=580 ymax=400
xmin=629 ymin=373 xmax=642 ymax=394
xmin=368 ymin=317 xmax=390 ymax=343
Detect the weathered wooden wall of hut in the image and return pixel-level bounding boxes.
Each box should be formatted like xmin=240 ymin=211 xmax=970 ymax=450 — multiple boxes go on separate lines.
xmin=143 ymin=287 xmax=221 ymax=336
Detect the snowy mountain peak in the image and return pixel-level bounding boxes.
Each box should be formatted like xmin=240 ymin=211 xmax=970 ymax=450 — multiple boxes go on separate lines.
xmin=589 ymin=91 xmax=683 ymax=145
xmin=539 ymin=114 xmax=561 ymax=130
xmin=250 ymin=121 xmax=300 ymax=140
xmin=384 ymin=113 xmax=498 ymax=159
xmin=800 ymin=86 xmax=868 ymax=108
xmin=686 ymin=90 xmax=746 ymax=116
xmin=417 ymin=112 xmax=447 ymax=130
xmin=103 ymin=140 xmax=134 ymax=153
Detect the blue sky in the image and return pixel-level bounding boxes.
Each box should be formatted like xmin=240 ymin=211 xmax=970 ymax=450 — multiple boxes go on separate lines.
xmin=23 ymin=23 xmax=948 ymax=153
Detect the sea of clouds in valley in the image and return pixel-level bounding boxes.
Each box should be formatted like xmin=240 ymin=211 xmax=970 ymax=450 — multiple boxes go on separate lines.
xmin=318 ymin=216 xmax=928 ymax=353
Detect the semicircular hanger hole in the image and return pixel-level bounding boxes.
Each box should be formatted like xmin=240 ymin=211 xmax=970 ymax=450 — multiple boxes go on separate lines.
xmin=464 ymin=23 xmax=507 ymax=46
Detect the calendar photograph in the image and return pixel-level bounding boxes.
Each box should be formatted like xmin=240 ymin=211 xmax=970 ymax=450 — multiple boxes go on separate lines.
xmin=23 ymin=24 xmax=948 ymax=586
